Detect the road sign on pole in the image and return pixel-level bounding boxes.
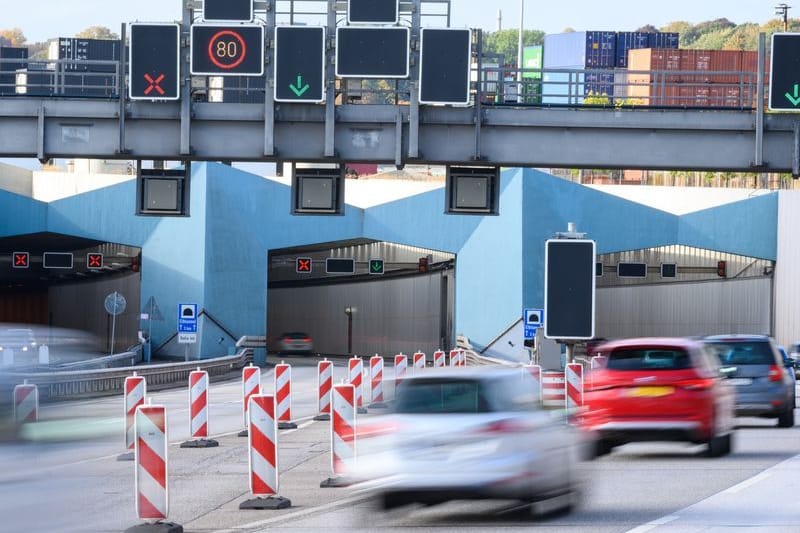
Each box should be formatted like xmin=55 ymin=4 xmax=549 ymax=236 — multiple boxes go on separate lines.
xmin=178 ymin=303 xmax=198 ymax=333
xmin=191 ymin=24 xmax=264 ymax=76
xmin=202 ymin=0 xmax=253 ymax=22
xmin=770 ymin=33 xmax=800 ymax=111
xmin=419 ymin=28 xmax=472 ymax=105
xmin=129 ymin=23 xmax=180 ymax=101
xmin=274 ymin=26 xmax=325 ymax=103
xmin=544 ymin=239 xmax=595 ymax=340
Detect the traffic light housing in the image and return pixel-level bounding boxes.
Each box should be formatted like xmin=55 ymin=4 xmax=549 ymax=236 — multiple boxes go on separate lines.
xmin=445 ymin=166 xmax=500 ymax=215
xmin=12 ymin=251 xmax=29 ymax=269
xmin=136 ymin=160 xmax=191 ymax=217
xmin=296 ymin=257 xmax=312 ymax=273
xmin=717 ymin=260 xmax=727 ymax=278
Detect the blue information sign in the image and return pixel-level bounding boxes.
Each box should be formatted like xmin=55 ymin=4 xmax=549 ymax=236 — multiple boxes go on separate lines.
xmin=178 ymin=303 xmax=198 ymax=333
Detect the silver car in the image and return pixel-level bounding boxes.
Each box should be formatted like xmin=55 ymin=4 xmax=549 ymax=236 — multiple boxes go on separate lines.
xmin=350 ymin=367 xmax=583 ymax=514
xmin=705 ymin=335 xmax=795 ymax=428
xmin=0 ymin=328 xmax=37 ymax=354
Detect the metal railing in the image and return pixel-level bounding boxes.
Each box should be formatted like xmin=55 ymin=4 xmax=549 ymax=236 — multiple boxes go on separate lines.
xmin=0 ymin=344 xmax=254 ymax=403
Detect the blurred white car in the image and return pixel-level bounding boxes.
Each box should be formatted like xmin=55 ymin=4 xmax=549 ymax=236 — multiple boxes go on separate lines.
xmin=278 ymin=332 xmax=313 ymax=354
xmin=0 ymin=327 xmax=37 ymax=353
xmin=350 ymin=367 xmax=583 ymax=514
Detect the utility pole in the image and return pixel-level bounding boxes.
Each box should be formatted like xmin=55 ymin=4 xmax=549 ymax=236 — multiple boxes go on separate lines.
xmin=517 ymin=0 xmax=524 ymax=103
xmin=776 ymin=4 xmax=791 ymax=32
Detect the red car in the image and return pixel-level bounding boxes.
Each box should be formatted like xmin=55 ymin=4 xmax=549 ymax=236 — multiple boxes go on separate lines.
xmin=581 ymin=337 xmax=735 ymax=458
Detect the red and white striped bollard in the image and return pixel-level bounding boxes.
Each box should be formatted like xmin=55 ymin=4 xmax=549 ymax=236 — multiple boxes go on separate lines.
xmin=524 ymin=364 xmax=543 ymax=402
xmin=315 ymin=359 xmax=333 ymax=421
xmin=320 ymin=383 xmax=356 ymax=488
xmin=132 ymin=403 xmax=179 ymax=528
xmin=348 ymin=356 xmax=366 ymax=413
xmin=13 ymin=380 xmax=38 ymax=425
xmin=123 ymin=373 xmax=146 ymax=457
xmin=181 ymin=369 xmax=218 ymax=448
xmin=240 ymin=394 xmax=291 ymax=509
xmin=413 ymin=351 xmax=426 ymax=373
xmin=275 ymin=362 xmax=297 ymax=429
xmin=394 ymin=354 xmax=408 ymax=389
xmin=566 ymin=363 xmax=584 ymax=423
xmin=541 ymin=370 xmax=566 ymax=409
xmin=433 ymin=350 xmax=446 ymax=368
xmin=240 ymin=364 xmax=261 ymax=437
xmin=369 ymin=355 xmax=386 ymax=407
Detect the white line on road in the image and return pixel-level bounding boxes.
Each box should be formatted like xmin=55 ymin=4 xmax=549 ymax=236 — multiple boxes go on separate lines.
xmin=624 ymin=515 xmax=680 ymax=533
xmin=721 ymin=471 xmax=772 ymax=494
xmin=281 ymin=419 xmax=316 ymax=435
xmin=211 ymin=494 xmax=371 ymax=533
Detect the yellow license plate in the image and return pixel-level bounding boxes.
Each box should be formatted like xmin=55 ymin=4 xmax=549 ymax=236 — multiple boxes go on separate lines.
xmin=628 ymin=386 xmax=674 ymax=397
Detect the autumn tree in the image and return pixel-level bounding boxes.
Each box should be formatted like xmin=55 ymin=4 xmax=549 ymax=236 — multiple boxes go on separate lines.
xmin=75 ymin=26 xmax=119 ymax=40
xmin=0 ymin=28 xmax=26 ymax=46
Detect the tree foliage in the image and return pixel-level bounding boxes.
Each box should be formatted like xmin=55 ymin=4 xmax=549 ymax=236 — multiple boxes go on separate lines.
xmin=482 ymin=29 xmax=544 ymax=63
xmin=0 ymin=28 xmax=26 ymax=47
xmin=75 ymin=26 xmax=119 ymax=40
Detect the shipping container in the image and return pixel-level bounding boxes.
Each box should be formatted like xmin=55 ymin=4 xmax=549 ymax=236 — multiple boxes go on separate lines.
xmin=55 ymin=37 xmax=123 ymax=73
xmin=626 ymin=49 xmax=762 ymax=107
xmin=522 ymin=46 xmax=542 ymax=103
xmin=649 ymin=32 xmax=679 ymax=49
xmin=0 ymin=46 xmax=28 ymax=72
xmin=615 ymin=32 xmax=651 ymax=68
xmin=542 ymin=67 xmax=585 ymax=104
xmin=16 ymin=68 xmax=55 ymax=97
xmin=58 ymin=72 xmax=116 ymax=98
xmin=222 ymin=75 xmax=266 ymax=103
xmin=544 ymin=31 xmax=616 ymax=69
xmin=584 ymin=71 xmax=614 ymax=97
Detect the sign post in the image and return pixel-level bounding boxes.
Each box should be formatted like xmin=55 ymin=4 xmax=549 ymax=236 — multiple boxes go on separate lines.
xmin=544 ymin=224 xmax=596 ymax=365
xmin=178 ymin=303 xmax=198 ymax=360
xmin=104 ymin=292 xmax=127 ymax=356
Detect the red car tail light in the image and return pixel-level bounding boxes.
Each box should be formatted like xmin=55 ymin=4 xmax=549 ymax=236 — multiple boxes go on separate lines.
xmin=768 ymin=365 xmax=784 ymax=382
xmin=474 ymin=419 xmax=529 ymax=434
xmin=677 ymin=378 xmax=715 ymax=391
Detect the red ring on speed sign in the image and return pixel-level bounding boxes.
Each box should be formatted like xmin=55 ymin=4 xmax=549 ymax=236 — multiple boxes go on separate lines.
xmin=207 ymin=30 xmax=247 ymax=70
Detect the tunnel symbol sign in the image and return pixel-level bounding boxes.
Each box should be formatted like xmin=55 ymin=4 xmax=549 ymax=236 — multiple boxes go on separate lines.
xmin=178 ymin=304 xmax=198 ymax=333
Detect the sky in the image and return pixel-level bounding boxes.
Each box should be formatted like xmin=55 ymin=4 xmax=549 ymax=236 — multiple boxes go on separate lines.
xmin=4 ymin=1 xmax=786 ymax=44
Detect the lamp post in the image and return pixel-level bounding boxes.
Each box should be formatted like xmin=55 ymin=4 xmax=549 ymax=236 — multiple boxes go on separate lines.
xmin=776 ymin=4 xmax=791 ymax=32
xmin=517 ymin=0 xmax=525 ymax=103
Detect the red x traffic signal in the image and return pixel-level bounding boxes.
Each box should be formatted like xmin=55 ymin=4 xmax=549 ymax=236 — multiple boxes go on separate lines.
xmin=87 ymin=253 xmax=104 ymax=269
xmin=296 ymin=257 xmax=312 ymax=273
xmin=12 ymin=251 xmax=29 ymax=269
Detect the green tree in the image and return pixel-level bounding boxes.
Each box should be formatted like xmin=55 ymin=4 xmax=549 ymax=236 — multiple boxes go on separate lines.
xmin=636 ymin=24 xmax=658 ymax=33
xmin=0 ymin=28 xmax=26 ymax=46
xmin=75 ymin=26 xmax=119 ymax=40
xmin=482 ymin=29 xmax=543 ymax=63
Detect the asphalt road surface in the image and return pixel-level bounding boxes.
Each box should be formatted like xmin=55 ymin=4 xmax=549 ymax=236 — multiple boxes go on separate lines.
xmin=0 ymin=355 xmax=797 ymax=532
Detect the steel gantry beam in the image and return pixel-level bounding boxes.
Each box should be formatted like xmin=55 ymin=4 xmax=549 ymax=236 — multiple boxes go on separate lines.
xmin=0 ymin=97 xmax=798 ymax=172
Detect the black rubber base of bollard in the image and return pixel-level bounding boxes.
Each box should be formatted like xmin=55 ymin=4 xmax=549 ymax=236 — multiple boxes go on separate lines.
xmin=117 ymin=452 xmax=135 ymax=461
xmin=369 ymin=402 xmax=388 ymax=409
xmin=357 ymin=407 xmax=368 ymax=414
xmin=313 ymin=414 xmax=331 ymax=421
xmin=239 ymin=496 xmax=292 ymax=510
xmin=238 ymin=430 xmax=248 ymax=437
xmin=320 ymin=476 xmax=352 ymax=488
xmin=180 ymin=438 xmax=219 ymax=448
xmin=278 ymin=421 xmax=298 ymax=430
xmin=124 ymin=521 xmax=183 ymax=533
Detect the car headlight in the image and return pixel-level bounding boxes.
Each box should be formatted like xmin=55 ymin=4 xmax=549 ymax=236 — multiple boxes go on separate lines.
xmin=22 ymin=346 xmax=28 ymax=352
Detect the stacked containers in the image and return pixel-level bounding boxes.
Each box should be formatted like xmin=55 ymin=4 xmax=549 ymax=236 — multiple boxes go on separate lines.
xmin=627 ymin=49 xmax=761 ymax=108
xmin=54 ymin=38 xmax=122 ymax=97
xmin=522 ymin=45 xmax=542 ymax=104
xmin=0 ymin=47 xmax=28 ymax=96
xmin=542 ymin=31 xmax=616 ymax=104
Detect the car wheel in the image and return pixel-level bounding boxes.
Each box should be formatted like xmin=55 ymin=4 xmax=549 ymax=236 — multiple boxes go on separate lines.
xmin=592 ymin=438 xmax=613 ymax=459
xmin=777 ymin=406 xmax=795 ymax=428
xmin=706 ymin=432 xmax=731 ymax=458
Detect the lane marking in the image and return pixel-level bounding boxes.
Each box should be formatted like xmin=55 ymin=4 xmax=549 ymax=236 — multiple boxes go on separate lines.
xmin=281 ymin=419 xmax=316 ymax=435
xmin=625 ymin=515 xmax=680 ymax=533
xmin=721 ymin=471 xmax=772 ymax=494
xmin=210 ymin=494 xmax=371 ymax=533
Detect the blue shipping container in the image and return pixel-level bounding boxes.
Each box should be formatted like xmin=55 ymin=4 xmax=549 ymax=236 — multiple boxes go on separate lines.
xmin=584 ymin=71 xmax=614 ymax=97
xmin=649 ymin=32 xmax=679 ymax=49
xmin=541 ymin=67 xmax=584 ymax=105
xmin=544 ymin=31 xmax=616 ymax=68
xmin=615 ymin=32 xmax=651 ymax=68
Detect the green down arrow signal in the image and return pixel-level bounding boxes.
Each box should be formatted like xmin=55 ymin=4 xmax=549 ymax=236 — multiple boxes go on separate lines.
xmin=289 ymin=75 xmax=310 ymax=97
xmin=785 ymin=84 xmax=800 ymax=106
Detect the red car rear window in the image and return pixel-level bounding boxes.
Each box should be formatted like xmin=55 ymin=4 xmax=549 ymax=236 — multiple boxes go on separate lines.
xmin=607 ymin=348 xmax=692 ymax=371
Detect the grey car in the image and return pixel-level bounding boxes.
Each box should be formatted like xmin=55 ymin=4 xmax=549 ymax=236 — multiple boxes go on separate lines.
xmin=705 ymin=335 xmax=795 ymax=428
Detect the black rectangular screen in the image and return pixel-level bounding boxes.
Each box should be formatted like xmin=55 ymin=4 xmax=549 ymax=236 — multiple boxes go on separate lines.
xmin=420 ymin=29 xmax=471 ymax=104
xmin=326 ymin=258 xmax=355 ymax=274
xmin=545 ymin=240 xmax=595 ymax=339
xmin=661 ymin=263 xmax=677 ymax=278
xmin=348 ymin=0 xmax=398 ymax=24
xmin=203 ymin=0 xmax=252 ymax=22
xmin=43 ymin=252 xmax=73 ymax=269
xmin=336 ymin=27 xmax=409 ymax=78
xmin=595 ymin=262 xmax=603 ymax=277
xmin=617 ymin=262 xmax=648 ymax=278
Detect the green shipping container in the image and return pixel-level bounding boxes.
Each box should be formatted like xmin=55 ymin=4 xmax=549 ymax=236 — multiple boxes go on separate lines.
xmin=522 ymin=45 xmax=542 ymax=104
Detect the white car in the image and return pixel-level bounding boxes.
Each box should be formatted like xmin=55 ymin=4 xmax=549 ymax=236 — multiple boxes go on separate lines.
xmin=0 ymin=328 xmax=37 ymax=353
xmin=350 ymin=367 xmax=584 ymax=514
